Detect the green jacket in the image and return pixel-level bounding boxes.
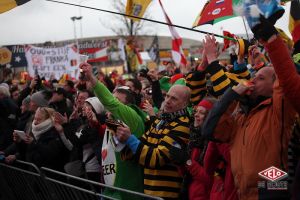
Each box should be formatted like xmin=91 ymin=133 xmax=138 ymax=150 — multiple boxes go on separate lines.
xmin=93 ymin=81 xmax=144 ymax=200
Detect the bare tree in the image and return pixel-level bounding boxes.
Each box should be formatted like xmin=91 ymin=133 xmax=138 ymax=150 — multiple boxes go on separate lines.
xmin=101 ymin=0 xmax=155 ymax=39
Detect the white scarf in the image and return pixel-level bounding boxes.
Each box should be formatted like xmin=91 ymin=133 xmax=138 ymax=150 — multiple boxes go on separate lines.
xmin=31 ymin=118 xmax=53 ymax=140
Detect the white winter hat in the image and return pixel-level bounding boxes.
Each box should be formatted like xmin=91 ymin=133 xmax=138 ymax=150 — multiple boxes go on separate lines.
xmin=85 ymin=97 xmax=105 ymax=115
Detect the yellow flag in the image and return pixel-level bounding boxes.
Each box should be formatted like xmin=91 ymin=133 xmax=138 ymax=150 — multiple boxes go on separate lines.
xmin=0 ymin=0 xmax=30 ymax=14
xmin=125 ymin=0 xmax=152 ymax=22
xmin=126 ymin=44 xmax=139 ymax=72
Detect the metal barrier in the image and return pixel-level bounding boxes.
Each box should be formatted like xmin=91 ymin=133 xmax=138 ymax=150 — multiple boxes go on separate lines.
xmin=0 ymin=160 xmax=164 ymax=200
xmin=0 ymin=160 xmax=51 ymax=200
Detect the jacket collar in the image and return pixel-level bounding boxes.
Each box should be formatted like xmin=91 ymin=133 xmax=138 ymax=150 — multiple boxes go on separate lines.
xmin=239 ymin=96 xmax=272 ymax=114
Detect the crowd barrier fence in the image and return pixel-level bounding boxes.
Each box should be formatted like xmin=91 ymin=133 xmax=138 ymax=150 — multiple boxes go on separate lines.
xmin=0 ymin=160 xmax=164 ymax=200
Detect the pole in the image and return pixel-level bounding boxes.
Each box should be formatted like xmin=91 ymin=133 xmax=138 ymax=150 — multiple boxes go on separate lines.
xmin=71 ymin=18 xmax=77 ymax=45
xmin=71 ymin=17 xmax=79 ymax=56
xmin=71 ymin=16 xmax=82 ymax=79
xmin=242 ymin=16 xmax=250 ymax=41
xmin=46 ymin=0 xmax=236 ymax=41
xmin=79 ymin=4 xmax=83 ymax=39
xmin=130 ymin=19 xmax=134 ymax=37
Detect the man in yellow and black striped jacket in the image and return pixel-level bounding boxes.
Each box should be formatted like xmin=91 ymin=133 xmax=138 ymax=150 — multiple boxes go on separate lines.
xmin=115 ymin=84 xmax=191 ymax=199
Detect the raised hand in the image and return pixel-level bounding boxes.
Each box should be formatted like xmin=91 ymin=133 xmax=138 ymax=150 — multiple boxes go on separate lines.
xmin=53 ymin=122 xmax=64 ymax=134
xmin=69 ymin=106 xmax=79 ymax=120
xmin=203 ymin=34 xmax=218 ymax=64
xmin=29 ymin=77 xmax=37 ymax=89
xmin=79 ymin=63 xmax=98 ymax=86
xmin=86 ymin=109 xmax=97 ymax=123
xmin=52 ymin=114 xmax=64 ymax=133
xmin=251 ymin=15 xmax=278 ymax=43
xmin=197 ymin=48 xmax=209 ymax=71
xmin=53 ymin=112 xmax=68 ymax=125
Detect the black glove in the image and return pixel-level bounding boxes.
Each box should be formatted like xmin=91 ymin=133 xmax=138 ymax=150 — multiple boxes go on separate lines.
xmin=169 ymin=145 xmax=189 ymax=165
xmin=251 ymin=15 xmax=278 ymax=42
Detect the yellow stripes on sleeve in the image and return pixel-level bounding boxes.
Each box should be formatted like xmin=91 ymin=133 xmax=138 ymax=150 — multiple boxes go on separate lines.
xmin=213 ymin=78 xmax=231 ymax=92
xmin=210 ymin=70 xmax=225 ymax=82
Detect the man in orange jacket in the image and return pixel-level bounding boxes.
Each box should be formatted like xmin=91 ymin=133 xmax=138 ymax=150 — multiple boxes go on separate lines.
xmin=202 ymin=33 xmax=297 ymax=199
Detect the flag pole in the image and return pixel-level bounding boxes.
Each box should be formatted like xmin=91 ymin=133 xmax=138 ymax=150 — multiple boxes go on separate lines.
xmin=241 ymin=16 xmax=250 ymax=41
xmin=45 ymin=0 xmax=237 ymax=41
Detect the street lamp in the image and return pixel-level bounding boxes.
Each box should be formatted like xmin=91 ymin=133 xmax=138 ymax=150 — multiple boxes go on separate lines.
xmin=78 ymin=0 xmax=91 ymax=38
xmin=70 ymin=16 xmax=82 ymax=53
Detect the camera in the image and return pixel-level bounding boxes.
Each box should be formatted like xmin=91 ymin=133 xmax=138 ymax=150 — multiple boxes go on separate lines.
xmin=105 ymin=119 xmax=123 ymax=132
xmin=35 ymin=75 xmax=42 ymax=90
xmin=79 ymin=69 xmax=87 ymax=81
xmin=147 ymin=89 xmax=152 ymax=95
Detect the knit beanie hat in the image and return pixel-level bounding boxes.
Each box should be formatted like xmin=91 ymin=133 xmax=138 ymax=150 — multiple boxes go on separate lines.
xmin=170 ymin=73 xmax=184 ymax=84
xmin=159 ymin=75 xmax=187 ymax=92
xmin=85 ymin=97 xmax=105 ymax=115
xmin=159 ymin=76 xmax=172 ymax=92
xmin=173 ymin=78 xmax=186 ymax=86
xmin=197 ymin=99 xmax=214 ymax=110
xmin=31 ymin=91 xmax=48 ymax=107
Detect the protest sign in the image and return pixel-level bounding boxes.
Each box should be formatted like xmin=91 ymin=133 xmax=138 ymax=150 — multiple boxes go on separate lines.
xmin=25 ymin=44 xmax=79 ymax=80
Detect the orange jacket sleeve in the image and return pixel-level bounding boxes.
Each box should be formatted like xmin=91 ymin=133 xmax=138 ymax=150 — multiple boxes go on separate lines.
xmin=265 ymin=36 xmax=300 ymax=113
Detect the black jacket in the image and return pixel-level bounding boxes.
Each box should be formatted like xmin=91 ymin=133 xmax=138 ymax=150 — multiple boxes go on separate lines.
xmin=63 ymin=118 xmax=102 ymax=162
xmin=17 ymin=127 xmax=69 ymax=172
xmin=0 ymin=97 xmax=18 ymax=150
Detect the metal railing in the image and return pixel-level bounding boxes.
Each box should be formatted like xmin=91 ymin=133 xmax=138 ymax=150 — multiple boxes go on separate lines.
xmin=0 ymin=160 xmax=164 ymax=200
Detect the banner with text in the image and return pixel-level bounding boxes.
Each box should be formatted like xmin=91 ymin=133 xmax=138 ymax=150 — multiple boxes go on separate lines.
xmin=0 ymin=45 xmax=27 ymax=68
xmin=25 ymin=44 xmax=79 ymax=80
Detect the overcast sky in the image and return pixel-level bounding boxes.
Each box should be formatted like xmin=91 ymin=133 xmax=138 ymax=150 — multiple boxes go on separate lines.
xmin=0 ymin=0 xmax=291 ymax=46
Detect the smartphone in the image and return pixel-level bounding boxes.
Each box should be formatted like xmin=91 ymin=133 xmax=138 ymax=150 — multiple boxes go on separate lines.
xmin=14 ymin=130 xmax=26 ymax=140
xmin=79 ymin=69 xmax=87 ymax=81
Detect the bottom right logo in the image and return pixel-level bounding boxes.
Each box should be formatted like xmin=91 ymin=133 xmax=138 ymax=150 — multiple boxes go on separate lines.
xmin=258 ymin=166 xmax=288 ymax=190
